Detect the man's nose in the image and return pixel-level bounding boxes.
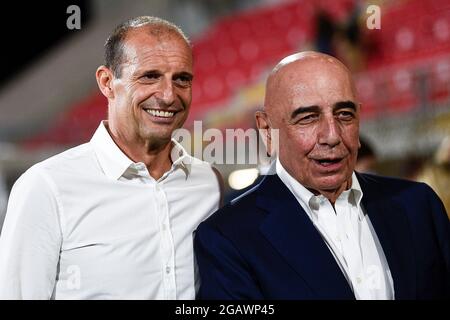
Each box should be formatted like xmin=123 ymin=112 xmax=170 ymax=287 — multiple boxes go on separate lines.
xmin=156 ymin=78 xmax=175 ymax=106
xmin=317 ymin=117 xmax=341 ymax=147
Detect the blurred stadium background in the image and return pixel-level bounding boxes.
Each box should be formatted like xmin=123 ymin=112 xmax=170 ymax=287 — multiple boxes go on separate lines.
xmin=1 ymin=0 xmax=450 ymax=226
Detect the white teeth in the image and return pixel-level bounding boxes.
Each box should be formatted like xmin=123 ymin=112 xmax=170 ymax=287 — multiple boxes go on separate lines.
xmin=145 ymin=109 xmax=174 ymax=117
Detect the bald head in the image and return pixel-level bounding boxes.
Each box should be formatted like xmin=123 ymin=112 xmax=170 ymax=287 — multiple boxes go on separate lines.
xmin=264 ymin=51 xmax=357 ymax=116
xmin=256 ymin=51 xmax=361 ymax=203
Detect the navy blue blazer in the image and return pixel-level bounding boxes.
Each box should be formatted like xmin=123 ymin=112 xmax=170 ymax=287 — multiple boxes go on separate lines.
xmin=194 ymin=173 xmax=450 ymax=299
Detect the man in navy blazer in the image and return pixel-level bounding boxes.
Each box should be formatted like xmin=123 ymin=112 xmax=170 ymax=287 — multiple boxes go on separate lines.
xmin=194 ymin=52 xmax=450 ymax=299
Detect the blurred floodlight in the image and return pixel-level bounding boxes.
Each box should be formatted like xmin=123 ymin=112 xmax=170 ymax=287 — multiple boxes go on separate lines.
xmin=228 ymin=168 xmax=259 ymax=190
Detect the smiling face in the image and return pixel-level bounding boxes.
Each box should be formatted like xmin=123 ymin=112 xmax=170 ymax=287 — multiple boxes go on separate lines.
xmin=261 ymin=53 xmax=360 ymax=199
xmin=104 ymin=28 xmax=193 ymax=149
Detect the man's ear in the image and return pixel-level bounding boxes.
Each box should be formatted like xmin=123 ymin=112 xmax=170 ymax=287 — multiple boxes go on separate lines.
xmin=96 ymin=66 xmax=115 ymax=99
xmin=255 ymin=110 xmax=273 ymax=156
xmin=357 ymin=103 xmax=362 ymax=149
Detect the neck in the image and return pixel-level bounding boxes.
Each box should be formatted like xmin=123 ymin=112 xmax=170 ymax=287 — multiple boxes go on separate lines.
xmin=308 ymin=178 xmax=352 ymax=206
xmin=312 ymin=185 xmax=347 ymax=206
xmin=105 ymin=122 xmax=173 ymax=180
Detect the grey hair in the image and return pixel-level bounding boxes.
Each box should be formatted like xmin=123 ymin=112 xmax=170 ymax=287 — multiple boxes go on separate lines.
xmin=104 ymin=16 xmax=191 ymax=77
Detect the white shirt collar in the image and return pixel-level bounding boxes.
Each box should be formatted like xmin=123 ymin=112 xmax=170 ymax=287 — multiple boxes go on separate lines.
xmin=90 ymin=121 xmax=190 ymax=180
xmin=275 ymin=157 xmax=364 ymax=219
xmin=170 ymin=138 xmax=190 ymax=168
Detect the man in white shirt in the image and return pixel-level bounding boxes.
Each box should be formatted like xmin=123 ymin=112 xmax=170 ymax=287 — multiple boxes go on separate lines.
xmin=195 ymin=51 xmax=449 ymax=299
xmin=0 ymin=16 xmax=221 ymax=299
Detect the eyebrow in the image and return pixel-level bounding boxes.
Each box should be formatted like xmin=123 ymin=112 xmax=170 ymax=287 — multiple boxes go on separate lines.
xmin=290 ymin=105 xmax=320 ymax=119
xmin=136 ymin=69 xmax=194 ymax=80
xmin=334 ymin=101 xmax=357 ymax=111
xmin=173 ymin=71 xmax=194 ymax=80
xmin=290 ymin=100 xmax=357 ymax=119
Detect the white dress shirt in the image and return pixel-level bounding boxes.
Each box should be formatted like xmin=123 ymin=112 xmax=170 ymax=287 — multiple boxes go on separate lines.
xmin=276 ymin=158 xmax=394 ymax=300
xmin=0 ymin=122 xmax=220 ymax=299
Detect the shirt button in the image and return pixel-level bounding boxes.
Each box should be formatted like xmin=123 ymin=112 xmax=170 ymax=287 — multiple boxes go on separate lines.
xmin=356 ymin=277 xmax=362 ymax=284
xmin=309 ymin=197 xmax=319 ymax=210
xmin=162 ymin=224 xmax=167 ymax=231
xmin=166 ymin=266 xmax=171 ymax=274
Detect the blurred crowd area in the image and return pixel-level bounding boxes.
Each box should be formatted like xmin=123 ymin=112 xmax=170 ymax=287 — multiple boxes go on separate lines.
xmin=1 ymin=0 xmax=450 ymax=227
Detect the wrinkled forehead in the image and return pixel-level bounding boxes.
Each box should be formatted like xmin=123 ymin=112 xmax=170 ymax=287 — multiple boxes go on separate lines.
xmin=121 ymin=30 xmax=193 ymax=66
xmin=267 ymin=57 xmax=357 ymax=108
xmin=125 ymin=27 xmax=191 ymax=52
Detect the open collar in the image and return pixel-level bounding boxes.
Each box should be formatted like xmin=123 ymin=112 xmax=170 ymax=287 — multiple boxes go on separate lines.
xmin=90 ymin=121 xmax=191 ymax=180
xmin=256 ymin=174 xmax=355 ymax=299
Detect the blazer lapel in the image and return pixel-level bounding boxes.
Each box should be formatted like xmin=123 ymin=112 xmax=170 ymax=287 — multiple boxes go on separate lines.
xmin=357 ymin=173 xmax=417 ymax=299
xmin=257 ymin=175 xmax=355 ymax=299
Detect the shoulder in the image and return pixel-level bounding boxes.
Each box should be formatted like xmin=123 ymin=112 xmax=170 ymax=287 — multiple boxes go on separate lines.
xmin=5 ymin=146 xmax=96 ymax=218
xmin=183 ymin=156 xmax=222 ymax=188
xmin=33 ymin=143 xmax=93 ymax=169
xmin=357 ymin=172 xmax=420 ymax=188
xmin=184 ymin=155 xmax=215 ymax=174
xmin=357 ymin=172 xmax=435 ymax=199
xmin=197 ymin=176 xmax=266 ymax=236
xmin=14 ymin=143 xmax=94 ymax=188
xmin=358 ymin=172 xmax=446 ymax=220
